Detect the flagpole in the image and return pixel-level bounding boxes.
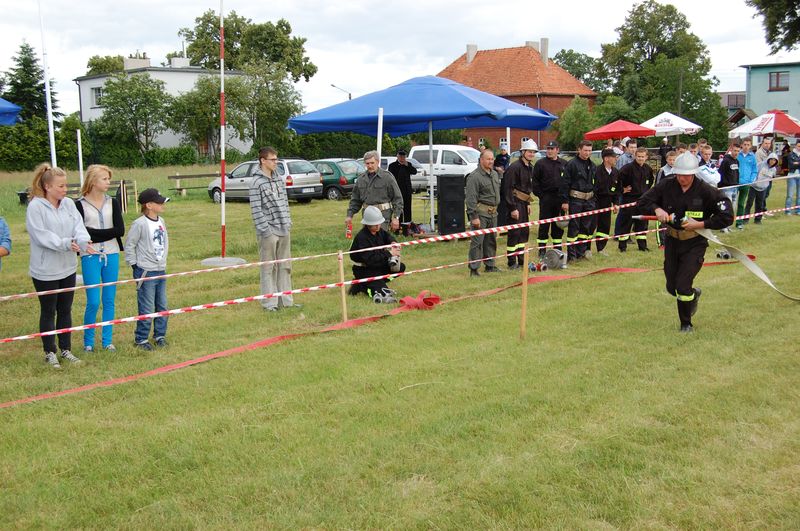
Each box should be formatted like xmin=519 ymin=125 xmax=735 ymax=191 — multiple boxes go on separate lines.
xmin=37 ymin=0 xmax=57 ymax=167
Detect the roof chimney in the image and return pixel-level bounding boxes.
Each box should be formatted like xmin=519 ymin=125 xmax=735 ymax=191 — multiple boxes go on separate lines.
xmin=525 ymin=40 xmax=540 ymax=52
xmin=540 ymin=37 xmax=549 ymax=66
xmin=466 ymin=44 xmax=478 ymax=64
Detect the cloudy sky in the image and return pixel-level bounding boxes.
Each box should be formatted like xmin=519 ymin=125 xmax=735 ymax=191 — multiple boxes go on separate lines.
xmin=2 ymin=0 xmax=799 ymax=116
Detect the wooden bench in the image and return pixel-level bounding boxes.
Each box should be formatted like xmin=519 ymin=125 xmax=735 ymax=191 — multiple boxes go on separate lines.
xmin=167 ymin=172 xmax=220 ymax=197
xmin=17 ymin=180 xmax=132 ymax=214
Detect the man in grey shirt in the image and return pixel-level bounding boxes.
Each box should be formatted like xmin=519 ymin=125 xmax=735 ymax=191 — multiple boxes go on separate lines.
xmin=249 ymin=146 xmax=299 ymax=311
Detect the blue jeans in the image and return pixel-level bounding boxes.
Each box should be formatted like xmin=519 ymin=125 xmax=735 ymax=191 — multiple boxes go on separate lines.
xmin=82 ymin=253 xmax=119 ymax=348
xmin=785 ymin=176 xmax=800 ymax=214
xmin=133 ymin=267 xmax=168 ymax=344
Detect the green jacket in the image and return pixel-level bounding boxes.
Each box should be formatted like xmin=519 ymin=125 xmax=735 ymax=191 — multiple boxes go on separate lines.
xmin=465 ymin=166 xmax=500 ymax=220
xmin=347 ymin=169 xmax=403 ymax=222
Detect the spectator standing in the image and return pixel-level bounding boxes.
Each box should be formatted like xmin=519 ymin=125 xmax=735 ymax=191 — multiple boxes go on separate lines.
xmin=697 ymin=145 xmax=721 ymax=186
xmin=564 ymin=141 xmax=597 ymax=261
xmin=615 ymin=138 xmax=637 ymax=169
xmin=736 ymin=138 xmax=758 ymax=229
xmin=615 ymin=148 xmax=655 ymax=252
xmin=746 ymin=153 xmax=779 ymax=223
xmin=531 ymin=141 xmax=567 ymax=258
xmin=76 ymin=165 xmax=125 ymax=352
xmin=387 ymin=149 xmax=417 ymax=235
xmin=503 ymin=139 xmax=538 ymax=269
xmin=494 ymin=142 xmax=511 ymax=173
xmin=0 ymin=216 xmax=10 ymax=271
xmin=658 ymin=137 xmax=674 ymax=167
xmin=787 ymin=139 xmax=800 ymax=215
xmin=655 ymin=150 xmax=677 ymax=248
xmin=465 ymin=149 xmax=502 ymax=277
xmin=249 ymin=147 xmax=298 ymax=311
xmin=26 ymin=164 xmax=96 ymax=368
xmin=593 ymin=148 xmax=620 ymax=254
xmin=718 ymin=141 xmax=741 ymax=231
xmin=346 ymin=151 xmax=403 ymax=232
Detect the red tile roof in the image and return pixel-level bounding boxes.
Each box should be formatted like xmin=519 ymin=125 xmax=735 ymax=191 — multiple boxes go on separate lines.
xmin=438 ymin=46 xmax=596 ymax=98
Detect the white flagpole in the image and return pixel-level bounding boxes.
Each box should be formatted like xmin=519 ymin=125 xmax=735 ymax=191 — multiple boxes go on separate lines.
xmin=77 ymin=129 xmax=84 ymax=186
xmin=37 ymin=0 xmax=57 ymax=167
xmin=376 ymin=107 xmax=384 ymax=156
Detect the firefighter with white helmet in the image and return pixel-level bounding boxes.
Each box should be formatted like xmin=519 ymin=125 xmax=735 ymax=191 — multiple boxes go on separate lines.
xmin=502 ymin=139 xmax=539 ymax=269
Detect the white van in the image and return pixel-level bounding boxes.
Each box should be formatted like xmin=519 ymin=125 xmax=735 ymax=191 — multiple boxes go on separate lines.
xmin=407 ymin=145 xmax=481 ymax=190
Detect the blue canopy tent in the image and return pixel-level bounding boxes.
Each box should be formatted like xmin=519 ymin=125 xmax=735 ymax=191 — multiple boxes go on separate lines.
xmin=0 ymin=97 xmax=22 ymax=126
xmin=288 ymin=75 xmax=557 ymax=227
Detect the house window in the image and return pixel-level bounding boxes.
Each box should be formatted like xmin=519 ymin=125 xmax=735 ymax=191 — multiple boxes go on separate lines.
xmin=769 ymin=71 xmax=790 ymax=91
xmin=478 ymin=137 xmax=485 ymax=147
xmin=521 ymin=137 xmax=531 ymax=142
xmin=91 ymin=87 xmax=104 ymax=106
xmin=499 ymin=137 xmax=507 ymax=146
xmin=727 ymin=94 xmax=745 ymax=108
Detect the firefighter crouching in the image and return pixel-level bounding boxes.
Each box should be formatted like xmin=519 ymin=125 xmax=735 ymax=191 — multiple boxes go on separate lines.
xmin=637 ymin=152 xmax=734 ymax=332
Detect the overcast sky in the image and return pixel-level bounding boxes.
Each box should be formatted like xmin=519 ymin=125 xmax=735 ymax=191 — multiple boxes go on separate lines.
xmin=2 ymin=0 xmax=799 ymax=116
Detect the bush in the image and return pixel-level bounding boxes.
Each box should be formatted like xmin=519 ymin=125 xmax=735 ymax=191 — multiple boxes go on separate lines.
xmin=144 ymin=146 xmax=198 ymax=167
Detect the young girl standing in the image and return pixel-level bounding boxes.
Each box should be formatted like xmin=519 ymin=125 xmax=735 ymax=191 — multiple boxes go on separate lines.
xmin=76 ymin=165 xmax=125 ymax=352
xmin=125 ymin=188 xmax=170 ymax=350
xmin=26 ymin=164 xmax=97 ymax=368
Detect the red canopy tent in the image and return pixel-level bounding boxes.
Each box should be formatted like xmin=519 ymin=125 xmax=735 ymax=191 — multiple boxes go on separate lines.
xmin=584 ymin=119 xmax=656 ymax=141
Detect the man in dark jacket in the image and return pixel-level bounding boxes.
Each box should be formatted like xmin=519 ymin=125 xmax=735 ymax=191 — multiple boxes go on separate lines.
xmin=593 ymin=148 xmax=619 ymax=253
xmin=388 ymin=150 xmax=417 ymax=235
xmin=564 ymin=141 xmax=596 ymax=261
xmin=658 ymin=137 xmax=674 ymax=167
xmin=638 ymin=152 xmax=734 ymax=332
xmin=615 ymin=147 xmax=655 ymax=251
xmin=349 ymin=206 xmax=405 ymax=303
xmin=718 ymin=140 xmax=740 ymax=231
xmin=502 ymin=139 xmax=538 ymax=268
xmin=532 ymin=140 xmax=567 ymax=258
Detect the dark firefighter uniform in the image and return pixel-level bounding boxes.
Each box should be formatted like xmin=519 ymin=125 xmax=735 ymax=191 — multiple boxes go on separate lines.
xmin=593 ymin=161 xmax=619 ymax=252
xmin=503 ymin=157 xmax=534 ymax=268
xmin=532 ymin=156 xmax=566 ymax=257
xmin=387 ymin=159 xmax=417 ymax=232
xmin=615 ymin=160 xmax=654 ymax=251
xmin=348 ymin=225 xmax=406 ymax=298
xmin=563 ymin=154 xmax=596 ymax=261
xmin=638 ymin=176 xmax=733 ymax=330
xmin=466 ymin=165 xmax=501 ymax=273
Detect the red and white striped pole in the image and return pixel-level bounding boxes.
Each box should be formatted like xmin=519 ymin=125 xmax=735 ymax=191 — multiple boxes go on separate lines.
xmin=219 ymin=0 xmax=227 ymax=257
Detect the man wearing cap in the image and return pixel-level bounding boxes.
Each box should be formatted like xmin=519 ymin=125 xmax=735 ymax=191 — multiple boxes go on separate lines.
xmin=615 ymin=147 xmax=655 ymax=252
xmin=531 ymin=140 xmax=567 ymax=258
xmin=564 ymin=140 xmax=597 ymax=261
xmin=638 ymin=152 xmax=733 ymax=332
xmin=349 ymin=206 xmax=405 ymax=303
xmin=249 ymin=146 xmax=298 ymax=312
xmin=502 ymin=139 xmax=538 ymax=268
xmin=494 ymin=143 xmax=511 ymax=174
xmin=388 ymin=150 xmax=417 ymax=235
xmin=593 ymin=148 xmax=620 ymax=253
xmin=466 ymin=149 xmax=502 ymax=277
xmin=347 ymin=150 xmax=403 ymax=232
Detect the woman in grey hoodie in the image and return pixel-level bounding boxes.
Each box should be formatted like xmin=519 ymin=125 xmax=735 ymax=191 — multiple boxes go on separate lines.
xmin=26 ymin=164 xmax=97 ymax=368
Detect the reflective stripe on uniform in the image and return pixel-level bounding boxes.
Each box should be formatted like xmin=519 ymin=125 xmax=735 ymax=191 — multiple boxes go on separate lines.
xmin=536 ymin=239 xmax=548 ymax=245
xmin=677 ymin=292 xmax=696 ymax=302
xmin=594 ymin=231 xmax=609 ymax=238
xmin=577 ymin=233 xmax=591 ymax=240
xmin=635 ymin=235 xmax=648 ymax=240
xmin=551 ymin=239 xmax=562 ymax=244
xmin=566 ymin=236 xmax=578 ymax=242
xmin=617 ymin=235 xmax=630 ymax=241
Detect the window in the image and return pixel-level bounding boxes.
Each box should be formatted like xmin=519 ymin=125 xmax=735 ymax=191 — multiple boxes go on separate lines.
xmin=287 ymin=160 xmax=316 ymax=174
xmin=727 ymin=94 xmax=745 ymax=108
xmin=521 ymin=137 xmax=531 ymax=142
xmin=458 ymin=150 xmax=480 ymax=163
xmin=769 ymin=71 xmax=790 ymax=91
xmin=314 ymin=162 xmax=334 ymax=175
xmin=478 ymin=138 xmax=485 ymax=148
xmin=91 ymin=87 xmax=104 ymax=106
xmin=337 ymin=160 xmax=361 ymax=174
xmin=229 ymin=163 xmax=251 ymax=178
xmin=412 ymin=150 xmax=438 ymax=164
xmin=442 ymin=150 xmax=463 ymax=165
xmin=499 ymin=137 xmax=507 ymax=145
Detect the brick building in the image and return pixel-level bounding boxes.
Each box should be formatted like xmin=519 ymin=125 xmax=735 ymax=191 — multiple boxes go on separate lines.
xmin=438 ymin=39 xmax=596 ymax=150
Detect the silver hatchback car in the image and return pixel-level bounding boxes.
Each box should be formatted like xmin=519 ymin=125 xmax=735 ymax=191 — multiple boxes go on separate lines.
xmin=208 ymin=158 xmax=323 ymax=203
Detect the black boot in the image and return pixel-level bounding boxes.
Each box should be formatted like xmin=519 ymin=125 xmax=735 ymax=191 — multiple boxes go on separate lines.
xmin=677 ymin=300 xmax=693 ymax=332
xmin=690 ymin=288 xmax=702 ymax=316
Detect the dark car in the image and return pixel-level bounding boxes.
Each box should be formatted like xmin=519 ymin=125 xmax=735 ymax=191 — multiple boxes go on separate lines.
xmin=311 ymin=158 xmax=365 ymax=200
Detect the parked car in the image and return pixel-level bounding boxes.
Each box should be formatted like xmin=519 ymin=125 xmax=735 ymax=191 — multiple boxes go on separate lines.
xmin=208 ymin=158 xmax=323 ymax=203
xmin=407 ymin=145 xmax=481 ymax=187
xmin=312 ymin=158 xmax=364 ymax=200
xmin=355 ymin=156 xmax=431 ymax=192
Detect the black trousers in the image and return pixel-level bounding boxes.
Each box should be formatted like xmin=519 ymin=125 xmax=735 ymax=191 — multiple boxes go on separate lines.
xmin=350 ymin=263 xmax=406 ymax=297
xmin=616 ymin=199 xmax=648 ymax=250
xmin=400 ymin=186 xmax=413 ymax=226
xmin=32 ymin=273 xmax=76 ymax=354
xmin=664 ymin=236 xmax=706 ymax=326
xmin=506 ymin=198 xmax=530 ymax=265
xmin=536 ymin=193 xmax=564 ymax=251
xmin=567 ymin=197 xmax=596 ymax=260
xmin=745 ymin=187 xmax=767 ymax=222
xmin=595 ymin=196 xmax=612 ymax=251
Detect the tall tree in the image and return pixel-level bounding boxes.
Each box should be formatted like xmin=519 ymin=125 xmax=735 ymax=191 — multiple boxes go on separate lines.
xmin=178 ymin=10 xmax=252 ymax=70
xmin=3 ymin=41 xmax=60 ymax=121
xmin=553 ymin=49 xmax=606 ymax=93
xmin=86 ymin=55 xmax=124 ymax=75
xmin=98 ymin=73 xmax=172 ymax=162
xmin=746 ymin=0 xmax=800 ymax=53
xmin=240 ymin=63 xmax=303 ymax=151
xmin=241 ymin=20 xmax=317 ymax=82
xmin=552 ymin=96 xmax=598 ymax=151
xmin=593 ymin=94 xmax=639 ymax=125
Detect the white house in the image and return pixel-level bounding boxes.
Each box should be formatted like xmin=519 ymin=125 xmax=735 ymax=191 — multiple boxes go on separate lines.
xmin=73 ymin=56 xmax=252 ymax=154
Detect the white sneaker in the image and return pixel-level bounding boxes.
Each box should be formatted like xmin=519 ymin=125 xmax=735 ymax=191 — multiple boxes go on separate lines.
xmin=60 ymin=350 xmax=82 ymax=364
xmin=44 ymin=352 xmax=61 ymax=369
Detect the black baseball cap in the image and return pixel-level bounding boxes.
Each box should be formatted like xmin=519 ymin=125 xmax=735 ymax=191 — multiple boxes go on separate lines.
xmin=396 ymin=149 xmax=407 ymax=156
xmin=546 ymin=140 xmax=559 ymax=148
xmin=601 ymin=148 xmax=618 ymax=158
xmin=138 ymin=188 xmax=170 ymax=205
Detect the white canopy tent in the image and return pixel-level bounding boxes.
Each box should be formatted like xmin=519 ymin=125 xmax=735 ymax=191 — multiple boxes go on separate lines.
xmin=640 ymin=112 xmax=702 ymax=136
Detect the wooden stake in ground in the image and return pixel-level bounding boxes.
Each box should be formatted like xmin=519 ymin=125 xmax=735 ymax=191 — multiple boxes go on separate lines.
xmin=338 ymin=250 xmax=348 ymax=322
xmin=520 ymin=245 xmax=529 ymax=340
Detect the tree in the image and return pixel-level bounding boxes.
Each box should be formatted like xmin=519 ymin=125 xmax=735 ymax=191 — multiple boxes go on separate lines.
xmin=177 ymin=10 xmax=252 ymax=70
xmin=170 ymin=75 xmax=249 ymax=160
xmin=552 ymin=96 xmax=597 ymax=151
xmin=241 ymin=20 xmax=317 ymax=82
xmin=553 ymin=49 xmax=606 ymax=93
xmin=240 ymin=63 xmax=303 ymax=152
xmin=3 ymin=41 xmax=61 ymax=121
xmin=593 ymin=94 xmax=639 ymax=125
xmin=86 ymin=55 xmax=124 ymax=75
xmin=409 ymin=129 xmax=465 ymax=145
xmin=746 ymin=0 xmax=800 ymax=53
xmin=99 ymin=73 xmax=172 ymax=162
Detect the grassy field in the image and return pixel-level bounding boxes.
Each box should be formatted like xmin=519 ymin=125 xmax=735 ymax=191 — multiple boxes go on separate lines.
xmin=1 ymin=165 xmax=799 ymax=528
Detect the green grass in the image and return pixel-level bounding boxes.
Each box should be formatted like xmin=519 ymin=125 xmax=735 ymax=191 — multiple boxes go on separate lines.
xmin=1 ymin=165 xmax=799 ymax=528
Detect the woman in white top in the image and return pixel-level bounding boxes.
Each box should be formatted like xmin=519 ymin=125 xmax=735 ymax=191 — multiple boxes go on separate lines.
xmin=76 ymin=165 xmax=125 ymax=353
